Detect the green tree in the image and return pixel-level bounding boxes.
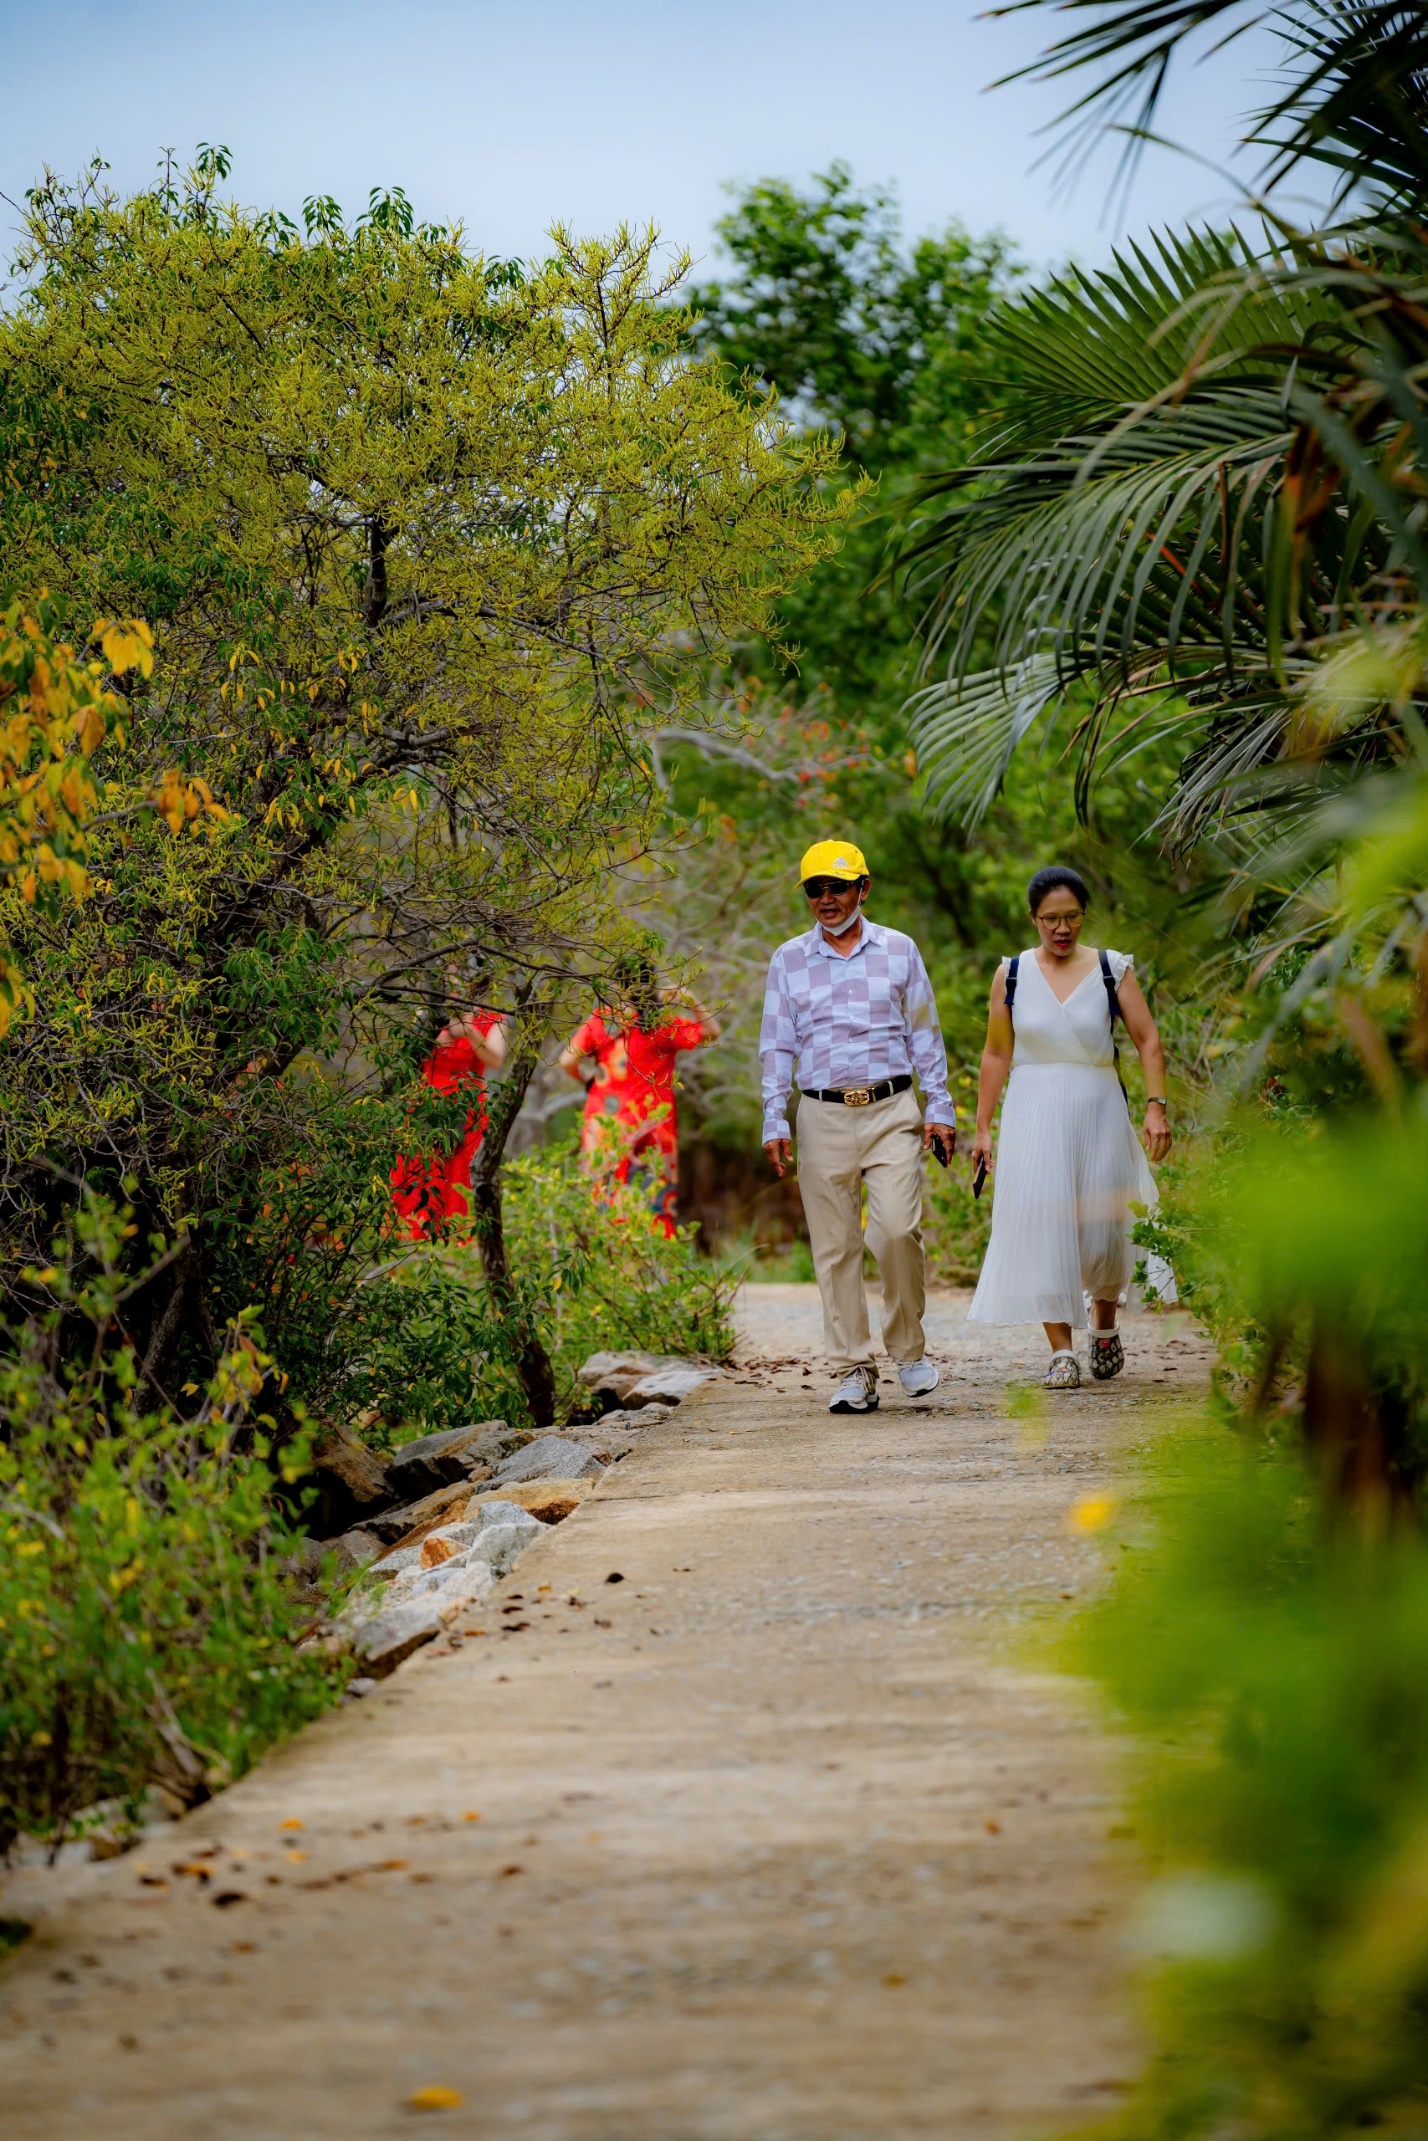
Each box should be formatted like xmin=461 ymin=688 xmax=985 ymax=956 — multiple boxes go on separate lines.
xmin=688 ymin=161 xmax=1021 ymax=712
xmin=0 ymin=153 xmax=842 ymax=1418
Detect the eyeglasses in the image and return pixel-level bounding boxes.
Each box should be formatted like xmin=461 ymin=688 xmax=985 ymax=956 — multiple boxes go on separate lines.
xmin=1035 ymin=909 xmax=1084 ymax=926
xmin=804 ymin=877 xmax=858 ymax=899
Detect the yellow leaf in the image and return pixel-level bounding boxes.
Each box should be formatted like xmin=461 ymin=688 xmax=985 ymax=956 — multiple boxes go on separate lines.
xmin=97 ymin=618 xmax=155 ymax=678
xmin=408 ymin=2086 xmax=464 ymax=2111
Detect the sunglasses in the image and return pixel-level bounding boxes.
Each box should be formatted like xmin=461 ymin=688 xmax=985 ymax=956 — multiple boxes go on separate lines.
xmin=804 ymin=877 xmax=859 ymax=899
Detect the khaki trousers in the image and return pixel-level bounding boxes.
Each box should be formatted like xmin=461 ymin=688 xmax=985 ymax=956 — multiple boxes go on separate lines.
xmin=794 ymin=1085 xmax=927 ymax=1378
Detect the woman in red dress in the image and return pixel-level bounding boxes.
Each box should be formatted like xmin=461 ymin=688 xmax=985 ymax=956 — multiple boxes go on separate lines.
xmin=559 ymin=959 xmax=719 ymax=1238
xmin=391 ymin=977 xmax=507 ymax=1241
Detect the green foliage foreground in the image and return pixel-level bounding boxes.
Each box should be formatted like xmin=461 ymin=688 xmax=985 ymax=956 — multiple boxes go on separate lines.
xmin=0 ymin=1157 xmax=734 ymax=1858
xmin=0 ymin=1195 xmax=341 ymax=1858
xmin=1068 ymin=1426 xmax=1428 ymax=2140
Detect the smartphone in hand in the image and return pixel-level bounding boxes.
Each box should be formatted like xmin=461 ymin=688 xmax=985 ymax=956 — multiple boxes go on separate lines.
xmin=972 ymin=1153 xmax=988 ymax=1199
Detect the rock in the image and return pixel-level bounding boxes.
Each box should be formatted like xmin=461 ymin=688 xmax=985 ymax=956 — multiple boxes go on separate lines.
xmin=381 ymin=1503 xmax=539 ymax=1614
xmin=313 ymin=1419 xmax=391 ymax=1504
xmin=493 ymin=1433 xmax=603 ymax=1486
xmin=624 ymin=1365 xmax=717 ymax=1405
xmin=363 ymin=1481 xmax=474 ymax=1548
xmin=370 ymin=1543 xmax=426 ymax=1577
xmin=458 ymin=1422 xmax=532 ymax=1469
xmin=466 ymin=1501 xmax=544 ymax=1563
xmin=475 ymin=1479 xmax=591 ymax=1525
xmin=575 ymin=1428 xmax=639 ymax=1463
xmin=577 ymin=1350 xmax=684 ymax=1407
xmin=384 ymin=1421 xmax=506 ymax=1502
xmin=334 ymin=1528 xmax=383 ymax=1569
xmin=384 ymin=1557 xmax=495 ymax=1610
xmin=282 ymin=1535 xmax=329 ymax=1579
xmin=352 ymin=1601 xmax=444 ymax=1677
xmin=347 ymin=1677 xmax=379 ymax=1698
xmin=496 ymin=1490 xmax=586 ymax=1524
xmin=593 ymin=1402 xmax=674 ymax=1432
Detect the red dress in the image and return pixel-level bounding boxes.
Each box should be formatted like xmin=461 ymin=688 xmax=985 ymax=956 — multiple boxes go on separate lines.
xmin=570 ymin=1009 xmax=707 ymax=1237
xmin=390 ymin=1013 xmax=502 ymax=1241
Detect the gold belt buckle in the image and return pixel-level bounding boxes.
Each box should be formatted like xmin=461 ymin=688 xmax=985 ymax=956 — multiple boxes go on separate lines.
xmin=843 ymin=1086 xmax=872 ymax=1107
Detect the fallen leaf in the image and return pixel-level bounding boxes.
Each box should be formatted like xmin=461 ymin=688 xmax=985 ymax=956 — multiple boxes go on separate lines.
xmin=882 ymin=1972 xmax=906 ymax=1988
xmin=605 ymin=1571 xmax=625 ymax=1584
xmin=498 ymin=1864 xmax=525 ymax=1878
xmin=279 ymin=1818 xmax=303 ymax=1831
xmin=374 ymin=1858 xmax=408 ymax=1871
xmin=284 ymin=1849 xmax=308 ymax=1863
xmin=408 ymin=2084 xmax=464 ymax=2111
xmin=462 ymin=1811 xmax=482 ymax=1823
xmin=213 ymin=1891 xmax=247 ymax=1908
xmin=985 ymin=1820 xmax=1002 ymax=1835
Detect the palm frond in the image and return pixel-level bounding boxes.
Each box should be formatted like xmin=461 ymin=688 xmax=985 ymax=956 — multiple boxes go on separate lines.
xmin=907 ymin=657 xmax=1064 ymax=828
xmin=995 ymin=1 xmax=1428 ymax=208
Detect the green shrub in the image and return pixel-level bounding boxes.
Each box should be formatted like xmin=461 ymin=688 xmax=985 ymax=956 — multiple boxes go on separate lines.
xmin=0 ymin=1196 xmax=344 ymax=1858
xmin=295 ymin=1145 xmax=741 ymax=1445
xmin=1061 ymin=1429 xmax=1428 ymax=2140
xmin=500 ymin=1148 xmax=739 ymax=1413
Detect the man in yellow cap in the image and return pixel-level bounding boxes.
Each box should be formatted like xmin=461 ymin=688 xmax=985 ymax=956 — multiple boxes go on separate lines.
xmin=760 ymin=840 xmax=955 ymax=1412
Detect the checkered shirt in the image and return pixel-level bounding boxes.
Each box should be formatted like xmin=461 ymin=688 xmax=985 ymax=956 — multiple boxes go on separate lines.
xmin=759 ymin=918 xmax=954 ymax=1141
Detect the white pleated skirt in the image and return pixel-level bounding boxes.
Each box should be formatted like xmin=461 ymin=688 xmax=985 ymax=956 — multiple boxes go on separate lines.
xmin=968 ymin=1062 xmax=1158 ymax=1329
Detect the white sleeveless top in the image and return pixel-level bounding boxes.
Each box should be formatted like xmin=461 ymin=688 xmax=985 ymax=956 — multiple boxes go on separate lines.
xmin=1007 ymin=948 xmax=1132 ymax=1071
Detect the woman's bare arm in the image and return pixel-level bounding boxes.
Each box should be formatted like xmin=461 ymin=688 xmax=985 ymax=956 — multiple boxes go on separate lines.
xmin=558 ymin=1034 xmax=591 ymax=1084
xmin=971 ymin=965 xmax=1014 ymax=1175
xmin=443 ymin=1013 xmax=506 ymax=1070
xmin=1115 ymin=969 xmax=1172 ymax=1161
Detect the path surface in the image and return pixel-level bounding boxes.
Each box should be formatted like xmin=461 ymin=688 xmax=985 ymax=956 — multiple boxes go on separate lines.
xmin=0 ymin=1286 xmax=1211 ymax=2140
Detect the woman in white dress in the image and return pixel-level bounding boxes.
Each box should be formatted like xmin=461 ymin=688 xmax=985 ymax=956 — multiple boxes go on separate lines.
xmin=968 ymin=867 xmax=1173 ymax=1389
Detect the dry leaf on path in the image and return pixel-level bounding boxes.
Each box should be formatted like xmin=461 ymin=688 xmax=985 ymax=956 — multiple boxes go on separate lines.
xmin=408 ymin=2084 xmax=464 ymax=2110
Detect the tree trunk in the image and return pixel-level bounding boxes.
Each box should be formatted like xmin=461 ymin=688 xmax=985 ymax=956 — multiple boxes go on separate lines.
xmin=469 ymin=1030 xmax=558 ymax=1426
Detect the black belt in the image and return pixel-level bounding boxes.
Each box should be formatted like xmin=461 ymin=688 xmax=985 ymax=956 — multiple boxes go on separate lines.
xmin=800 ymin=1074 xmax=912 ymax=1108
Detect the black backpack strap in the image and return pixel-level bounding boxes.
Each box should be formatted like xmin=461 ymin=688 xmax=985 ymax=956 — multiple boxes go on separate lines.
xmin=1004 ymin=955 xmax=1019 ymax=1023
xmin=1099 ymin=950 xmax=1130 ymax=1108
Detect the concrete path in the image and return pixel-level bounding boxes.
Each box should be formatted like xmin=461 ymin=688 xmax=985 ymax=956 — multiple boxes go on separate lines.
xmin=0 ymin=1285 xmax=1211 ymax=2140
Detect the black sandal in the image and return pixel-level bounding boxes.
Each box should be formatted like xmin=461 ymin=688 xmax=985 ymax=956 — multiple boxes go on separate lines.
xmin=1089 ymin=1331 xmax=1125 ymax=1381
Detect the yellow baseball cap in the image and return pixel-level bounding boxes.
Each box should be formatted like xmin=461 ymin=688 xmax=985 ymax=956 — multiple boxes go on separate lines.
xmin=799 ymin=838 xmax=869 ymax=883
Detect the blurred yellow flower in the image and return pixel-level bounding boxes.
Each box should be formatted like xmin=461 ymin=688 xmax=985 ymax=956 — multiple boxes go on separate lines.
xmin=1067 ymin=1492 xmax=1118 ymax=1533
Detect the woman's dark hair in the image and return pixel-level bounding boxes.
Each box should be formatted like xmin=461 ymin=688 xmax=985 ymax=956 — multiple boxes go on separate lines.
xmin=1026 ymin=865 xmax=1091 ymax=915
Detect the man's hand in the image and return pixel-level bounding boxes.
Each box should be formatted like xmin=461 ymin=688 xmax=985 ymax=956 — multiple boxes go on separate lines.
xmin=764 ymin=1137 xmax=793 ymax=1179
xmin=922 ymin=1120 xmax=956 ymax=1164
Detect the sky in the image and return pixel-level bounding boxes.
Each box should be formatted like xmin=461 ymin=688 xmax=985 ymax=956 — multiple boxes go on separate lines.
xmin=0 ymin=0 xmax=1306 ymax=279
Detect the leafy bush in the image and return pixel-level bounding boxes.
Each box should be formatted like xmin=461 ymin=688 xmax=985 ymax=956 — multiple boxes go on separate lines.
xmin=501 ymin=1148 xmax=739 ymax=1412
xmin=261 ymin=1144 xmax=740 ymax=1446
xmin=1063 ymin=1431 xmax=1428 ymax=2140
xmin=0 ymin=1196 xmax=343 ymax=1858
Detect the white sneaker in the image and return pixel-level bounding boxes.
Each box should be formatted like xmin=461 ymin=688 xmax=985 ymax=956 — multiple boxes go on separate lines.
xmin=829 ymin=1368 xmax=879 ymax=1414
xmin=897 ymin=1358 xmax=941 ymax=1398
